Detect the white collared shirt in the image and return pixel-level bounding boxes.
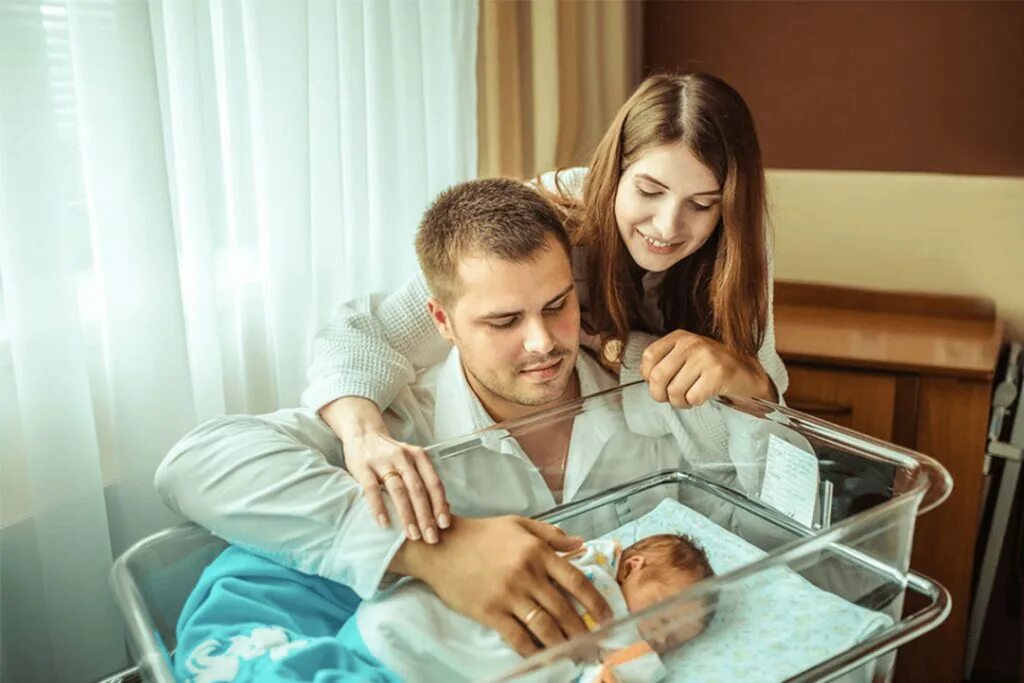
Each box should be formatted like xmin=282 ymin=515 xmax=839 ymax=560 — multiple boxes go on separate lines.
xmin=413 ymin=347 xmax=629 ymax=508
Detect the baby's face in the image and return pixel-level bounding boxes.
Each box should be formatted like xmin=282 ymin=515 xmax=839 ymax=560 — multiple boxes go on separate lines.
xmin=618 ymin=555 xmax=707 ymax=651
xmin=619 ymin=565 xmax=697 ymax=613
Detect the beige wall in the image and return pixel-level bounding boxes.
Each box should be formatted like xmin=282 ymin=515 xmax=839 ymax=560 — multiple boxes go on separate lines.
xmin=768 ymin=170 xmax=1024 ymax=338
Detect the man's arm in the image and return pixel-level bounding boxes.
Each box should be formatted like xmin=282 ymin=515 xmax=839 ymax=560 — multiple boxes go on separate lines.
xmin=156 ymin=409 xmax=613 ymax=652
xmin=154 ymin=408 xmax=405 ymax=598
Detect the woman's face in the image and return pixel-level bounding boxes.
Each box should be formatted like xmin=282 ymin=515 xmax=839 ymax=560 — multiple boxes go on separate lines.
xmin=614 ymin=142 xmax=723 ymax=273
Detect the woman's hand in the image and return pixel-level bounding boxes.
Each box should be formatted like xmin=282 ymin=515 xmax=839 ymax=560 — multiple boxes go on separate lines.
xmin=639 ymin=330 xmax=776 ymax=408
xmin=320 ymin=397 xmax=449 ymax=543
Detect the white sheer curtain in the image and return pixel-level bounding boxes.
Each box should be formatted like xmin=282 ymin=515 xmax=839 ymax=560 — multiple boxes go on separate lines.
xmin=0 ymin=1 xmax=477 ymax=680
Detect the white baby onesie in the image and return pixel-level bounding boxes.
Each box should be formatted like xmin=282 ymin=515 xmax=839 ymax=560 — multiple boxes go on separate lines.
xmin=571 ymin=539 xmax=667 ymax=683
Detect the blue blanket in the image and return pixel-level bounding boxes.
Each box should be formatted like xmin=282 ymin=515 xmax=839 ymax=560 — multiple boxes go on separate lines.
xmin=175 ymin=546 xmax=398 ymax=682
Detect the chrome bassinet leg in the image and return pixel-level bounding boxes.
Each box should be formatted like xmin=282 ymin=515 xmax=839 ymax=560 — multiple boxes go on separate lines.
xmin=965 ymin=342 xmax=1023 ymax=679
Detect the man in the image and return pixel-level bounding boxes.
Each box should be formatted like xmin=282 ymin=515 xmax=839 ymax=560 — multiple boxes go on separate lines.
xmin=158 ymin=178 xmax=728 ymax=680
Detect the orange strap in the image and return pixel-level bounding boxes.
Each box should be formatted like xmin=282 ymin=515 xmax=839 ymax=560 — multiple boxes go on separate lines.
xmin=603 ymin=640 xmax=656 ymax=668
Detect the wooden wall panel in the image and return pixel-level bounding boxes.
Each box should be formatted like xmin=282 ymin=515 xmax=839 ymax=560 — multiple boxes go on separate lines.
xmin=643 ymin=1 xmax=1024 ymax=176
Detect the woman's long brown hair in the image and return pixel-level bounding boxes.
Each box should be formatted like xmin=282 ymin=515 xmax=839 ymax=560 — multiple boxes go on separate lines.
xmin=544 ymin=72 xmax=769 ymax=359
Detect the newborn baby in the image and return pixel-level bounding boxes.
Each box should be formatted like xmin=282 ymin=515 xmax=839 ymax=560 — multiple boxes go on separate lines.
xmin=355 ymin=533 xmax=715 ymax=683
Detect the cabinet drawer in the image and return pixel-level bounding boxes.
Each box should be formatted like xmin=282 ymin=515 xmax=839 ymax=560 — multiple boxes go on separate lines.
xmin=785 ymin=365 xmax=901 ymax=441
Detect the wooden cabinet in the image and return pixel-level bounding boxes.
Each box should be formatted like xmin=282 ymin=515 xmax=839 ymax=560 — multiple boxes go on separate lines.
xmin=774 ymin=282 xmax=1003 ymax=683
xmin=786 ymin=366 xmax=901 ymax=440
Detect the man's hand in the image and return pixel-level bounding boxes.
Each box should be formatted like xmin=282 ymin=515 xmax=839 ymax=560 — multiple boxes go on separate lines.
xmin=389 ymin=515 xmax=613 ymax=656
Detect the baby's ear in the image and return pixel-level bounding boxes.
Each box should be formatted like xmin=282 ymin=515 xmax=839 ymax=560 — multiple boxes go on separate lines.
xmin=619 ymin=555 xmax=645 ymax=580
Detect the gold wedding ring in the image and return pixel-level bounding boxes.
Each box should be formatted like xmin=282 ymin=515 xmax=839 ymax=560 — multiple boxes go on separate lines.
xmin=523 ymin=606 xmax=544 ymax=624
xmin=380 ymin=469 xmax=403 ymax=486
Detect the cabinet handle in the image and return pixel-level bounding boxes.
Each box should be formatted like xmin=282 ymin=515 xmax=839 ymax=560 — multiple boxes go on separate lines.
xmin=788 ymin=398 xmax=854 ymax=417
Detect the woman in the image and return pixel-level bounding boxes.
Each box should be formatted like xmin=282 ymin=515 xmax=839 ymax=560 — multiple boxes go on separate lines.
xmin=307 ymin=72 xmax=788 ymax=543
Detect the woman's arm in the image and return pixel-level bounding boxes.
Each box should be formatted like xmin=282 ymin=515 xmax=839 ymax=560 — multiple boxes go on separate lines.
xmin=622 ymin=245 xmax=787 ymax=408
xmin=302 ymin=271 xmax=450 ymax=413
xmin=304 ymin=271 xmax=453 ymax=542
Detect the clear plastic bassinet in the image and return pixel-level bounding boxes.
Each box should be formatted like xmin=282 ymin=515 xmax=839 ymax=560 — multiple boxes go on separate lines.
xmin=422 ymin=382 xmax=951 ymax=683
xmin=110 ymin=381 xmax=951 ymax=682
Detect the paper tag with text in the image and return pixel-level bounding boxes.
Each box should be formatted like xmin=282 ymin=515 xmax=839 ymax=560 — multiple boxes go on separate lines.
xmin=759 ymin=434 xmax=820 ymax=527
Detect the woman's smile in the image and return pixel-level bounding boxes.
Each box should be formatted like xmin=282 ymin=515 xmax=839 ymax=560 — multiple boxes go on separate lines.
xmin=637 ymin=229 xmax=684 ymax=254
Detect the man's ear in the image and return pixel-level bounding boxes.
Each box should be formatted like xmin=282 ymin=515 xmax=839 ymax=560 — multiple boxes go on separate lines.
xmin=618 ymin=555 xmax=645 ymax=581
xmin=427 ymin=298 xmax=456 ymax=342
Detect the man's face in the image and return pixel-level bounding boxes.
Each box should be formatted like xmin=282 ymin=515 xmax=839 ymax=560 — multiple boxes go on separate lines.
xmin=428 ymin=234 xmax=580 ymax=415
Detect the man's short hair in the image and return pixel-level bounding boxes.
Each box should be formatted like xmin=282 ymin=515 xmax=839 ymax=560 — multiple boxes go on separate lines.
xmin=415 ymin=178 xmax=572 ymax=305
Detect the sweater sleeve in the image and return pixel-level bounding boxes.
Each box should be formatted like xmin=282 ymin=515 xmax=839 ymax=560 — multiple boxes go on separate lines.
xmin=758 ymin=248 xmax=789 ymax=402
xmin=301 ymin=270 xmax=452 ymax=413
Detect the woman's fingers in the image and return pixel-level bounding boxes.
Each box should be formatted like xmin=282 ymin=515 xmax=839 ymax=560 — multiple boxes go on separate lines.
xmin=644 ymin=330 xmax=768 ymax=407
xmin=378 ymin=465 xmax=422 ymax=541
xmin=411 ymin=448 xmax=451 ymax=529
xmin=348 ymin=436 xmax=449 ymax=543
xmin=397 ymin=451 xmax=440 ymax=544
xmin=682 ymin=371 xmax=718 ymax=407
xmin=648 ymin=344 xmax=696 ymax=405
xmin=353 ymin=465 xmax=390 ymax=528
xmin=665 ymin=357 xmax=710 ymax=408
xmin=639 ymin=334 xmax=675 ymax=379
xmin=640 ymin=330 xmax=699 ymax=379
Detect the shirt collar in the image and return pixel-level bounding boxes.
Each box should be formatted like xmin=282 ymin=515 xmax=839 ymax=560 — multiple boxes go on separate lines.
xmin=432 ymin=348 xmax=623 ymax=500
xmin=432 ymin=348 xmax=494 ymax=444
xmin=432 ymin=347 xmax=619 ymax=438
